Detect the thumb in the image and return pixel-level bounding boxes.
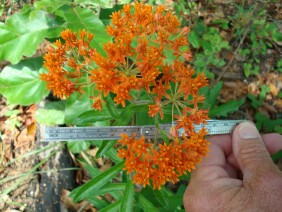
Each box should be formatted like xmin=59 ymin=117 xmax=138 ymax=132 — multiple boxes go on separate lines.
xmin=232 ymin=121 xmax=277 ymax=178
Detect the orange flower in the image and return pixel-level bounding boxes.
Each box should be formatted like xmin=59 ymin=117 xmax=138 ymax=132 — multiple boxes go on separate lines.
xmin=131 ymin=136 xmax=151 ymax=157
xmin=148 ymin=100 xmax=164 ymax=119
xmin=151 ymin=80 xmax=170 ymax=100
xmin=90 ymin=95 xmax=105 ymax=110
xmin=174 ymin=113 xmax=194 ymax=136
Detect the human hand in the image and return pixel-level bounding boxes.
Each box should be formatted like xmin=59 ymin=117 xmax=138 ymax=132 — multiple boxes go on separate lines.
xmin=183 ymin=121 xmax=282 ymax=212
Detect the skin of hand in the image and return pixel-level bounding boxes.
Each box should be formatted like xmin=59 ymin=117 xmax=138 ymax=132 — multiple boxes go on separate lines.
xmin=183 ymin=121 xmax=282 ymax=212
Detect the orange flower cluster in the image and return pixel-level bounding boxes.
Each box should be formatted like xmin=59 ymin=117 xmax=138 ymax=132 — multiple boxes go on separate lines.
xmin=118 ymin=128 xmax=209 ymax=190
xmin=89 ymin=2 xmax=199 ymax=110
xmin=41 ymin=30 xmax=94 ymax=99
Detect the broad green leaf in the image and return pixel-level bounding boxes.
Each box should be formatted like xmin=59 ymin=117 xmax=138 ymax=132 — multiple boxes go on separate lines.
xmin=65 ymin=92 xmax=92 ymax=124
xmin=74 ymin=109 xmax=112 ymax=125
xmin=67 ymin=141 xmax=91 ymax=153
xmin=36 ymin=100 xmax=65 ymax=125
xmin=36 ymin=109 xmax=65 ymax=125
xmin=0 ymin=65 xmax=49 ymax=105
xmin=137 ymin=194 xmax=159 ymax=212
xmin=75 ymin=0 xmax=114 ymax=8
xmin=99 ymin=200 xmax=121 ymax=212
xmin=120 ymin=181 xmax=135 ymax=212
xmin=0 ymin=10 xmax=64 ymax=64
xmin=209 ymin=98 xmax=245 ymax=117
xmin=31 ymin=0 xmax=70 ymax=17
xmin=59 ymin=5 xmax=111 ymax=55
xmin=153 ymin=189 xmax=169 ymax=208
xmin=44 ymin=100 xmax=66 ymax=110
xmin=70 ymin=161 xmax=124 ymax=202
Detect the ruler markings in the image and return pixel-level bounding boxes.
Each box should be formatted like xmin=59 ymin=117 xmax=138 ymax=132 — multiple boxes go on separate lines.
xmin=42 ymin=120 xmax=245 ymax=142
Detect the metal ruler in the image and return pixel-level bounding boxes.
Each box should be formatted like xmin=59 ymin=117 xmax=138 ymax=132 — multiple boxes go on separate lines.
xmin=41 ymin=120 xmax=245 ymax=142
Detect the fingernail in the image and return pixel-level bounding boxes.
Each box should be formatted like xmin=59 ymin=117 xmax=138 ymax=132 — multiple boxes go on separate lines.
xmin=238 ymin=122 xmax=259 ymax=139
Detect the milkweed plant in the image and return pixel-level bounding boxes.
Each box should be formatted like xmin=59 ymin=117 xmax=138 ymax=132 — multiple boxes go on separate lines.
xmin=41 ymin=2 xmax=210 ymax=190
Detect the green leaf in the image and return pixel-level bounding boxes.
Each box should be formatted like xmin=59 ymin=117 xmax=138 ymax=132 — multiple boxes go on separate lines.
xmin=105 ymin=148 xmax=122 ymax=163
xmin=140 ymin=187 xmax=161 ymax=207
xmin=153 ymin=189 xmax=169 ymax=208
xmin=259 ymin=84 xmax=270 ymax=100
xmin=67 ymin=141 xmax=91 ymax=153
xmin=0 ymin=63 xmax=49 ymax=105
xmin=75 ymin=0 xmax=113 ymax=8
xmin=207 ymin=81 xmax=223 ymax=107
xmin=99 ymin=200 xmax=121 ymax=212
xmin=65 ymin=92 xmax=92 ymax=124
xmin=120 ymin=181 xmax=134 ymax=212
xmin=167 ymin=194 xmax=184 ymax=210
xmin=189 ymin=30 xmax=200 ymax=48
xmin=272 ymin=150 xmax=282 ymax=161
xmin=59 ymin=5 xmax=111 ymax=55
xmin=36 ymin=100 xmax=65 ymax=125
xmin=77 ymin=159 xmax=100 ymax=177
xmin=31 ymin=0 xmax=70 ymax=16
xmin=70 ymin=161 xmax=124 ymax=202
xmin=255 ymin=112 xmax=282 ymax=132
xmin=36 ymin=109 xmax=65 ymax=125
xmin=137 ymin=194 xmax=159 ymax=212
xmin=0 ymin=10 xmax=64 ymax=64
xmin=74 ymin=109 xmax=112 ymax=125
xmin=104 ymin=95 xmax=119 ymax=119
xmin=113 ymin=105 xmax=135 ymax=126
xmin=86 ymin=197 xmax=109 ymax=209
xmin=247 ymin=94 xmax=262 ymax=108
xmin=95 ymin=140 xmax=117 ymax=158
xmin=209 ymin=98 xmax=245 ymax=117
xmin=130 ymin=103 xmax=149 ymax=112
xmin=99 ymin=4 xmax=124 ymax=23
xmin=44 ymin=100 xmax=66 ymax=110
xmin=86 ymin=183 xmax=126 ymax=197
xmin=89 ymin=140 xmax=122 ymax=163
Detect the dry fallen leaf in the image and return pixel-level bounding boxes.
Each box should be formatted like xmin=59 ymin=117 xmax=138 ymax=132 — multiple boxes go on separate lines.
xmin=61 ymin=189 xmax=97 ymax=212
